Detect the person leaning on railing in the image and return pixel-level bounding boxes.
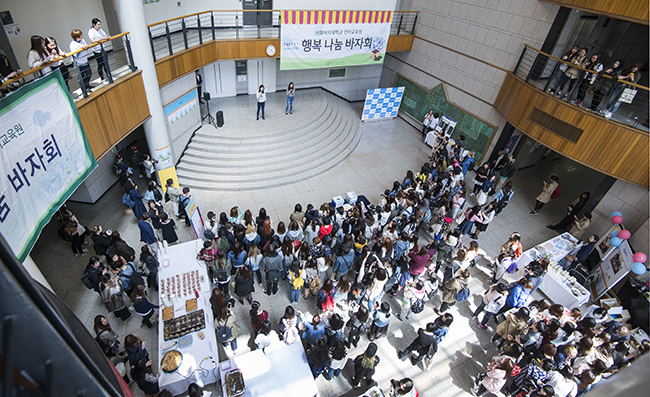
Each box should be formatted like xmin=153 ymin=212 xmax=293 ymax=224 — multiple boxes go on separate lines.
xmin=27 ymin=35 xmax=54 ymax=75
xmin=573 ymin=53 xmax=602 ymax=107
xmin=548 ymin=45 xmax=578 ymax=95
xmin=602 ymin=63 xmax=641 ymax=119
xmin=555 ymin=47 xmax=588 ymax=100
xmin=588 ymin=60 xmax=623 ymax=113
xmin=44 ymin=37 xmax=70 ymax=89
xmin=69 ymin=29 xmax=92 ymax=89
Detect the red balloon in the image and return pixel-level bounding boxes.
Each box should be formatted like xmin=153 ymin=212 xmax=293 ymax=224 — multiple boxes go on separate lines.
xmin=612 ymin=215 xmax=623 ymax=224
xmin=617 ymin=230 xmax=631 ymax=240
xmin=633 ymin=252 xmax=647 ymax=264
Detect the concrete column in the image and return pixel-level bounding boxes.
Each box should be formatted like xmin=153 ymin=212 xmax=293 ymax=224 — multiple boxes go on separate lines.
xmin=114 ymin=0 xmax=178 ymax=184
xmin=23 ymin=256 xmax=53 ymax=292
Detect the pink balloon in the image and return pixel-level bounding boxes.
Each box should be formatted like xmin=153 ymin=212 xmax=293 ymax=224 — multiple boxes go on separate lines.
xmin=612 ymin=215 xmax=623 ymax=224
xmin=633 ymin=252 xmax=647 ymax=264
xmin=617 ymin=230 xmax=631 ymax=240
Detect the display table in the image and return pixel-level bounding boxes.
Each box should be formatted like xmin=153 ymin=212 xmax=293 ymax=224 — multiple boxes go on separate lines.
xmin=219 ymin=342 xmax=319 ymax=397
xmin=360 ymin=386 xmax=385 ymax=397
xmin=515 ymin=233 xmax=590 ymax=309
xmin=158 ymin=240 xmax=218 ymax=395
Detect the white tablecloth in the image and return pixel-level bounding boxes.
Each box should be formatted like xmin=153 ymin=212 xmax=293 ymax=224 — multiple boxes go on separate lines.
xmin=515 ymin=233 xmax=590 ymax=309
xmin=158 ymin=240 xmax=219 ymax=396
xmin=219 ymin=342 xmax=319 ymax=397
xmin=425 ymin=131 xmax=439 ymax=147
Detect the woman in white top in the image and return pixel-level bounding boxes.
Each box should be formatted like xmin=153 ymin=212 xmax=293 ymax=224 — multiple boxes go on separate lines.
xmin=27 ymin=36 xmax=52 ymax=74
xmin=44 ymin=37 xmax=70 ymax=87
xmin=256 ymin=83 xmax=270 ymax=120
xmin=69 ymin=29 xmax=92 ymax=89
xmin=87 ymin=18 xmax=110 ymax=81
xmin=421 ymin=109 xmax=434 ymax=139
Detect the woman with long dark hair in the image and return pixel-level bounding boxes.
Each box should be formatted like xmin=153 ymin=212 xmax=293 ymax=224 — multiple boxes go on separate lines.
xmin=286 ymin=82 xmax=295 ymax=114
xmin=249 ymin=301 xmax=268 ymax=333
xmin=131 ymin=357 xmax=159 ymax=396
xmin=130 ymin=285 xmax=158 ymax=328
xmin=548 ymin=191 xmax=591 ymax=231
xmin=458 ymin=205 xmax=483 ymax=236
xmin=234 ymin=265 xmax=254 ymax=304
xmin=27 ymin=35 xmax=52 ymax=73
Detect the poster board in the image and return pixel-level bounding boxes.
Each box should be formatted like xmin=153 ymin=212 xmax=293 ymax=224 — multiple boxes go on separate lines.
xmin=184 ymin=194 xmax=205 ymax=240
xmin=280 ymin=10 xmax=392 ymax=70
xmin=592 ymin=240 xmax=633 ymax=299
xmin=595 ymin=224 xmax=624 ymax=259
xmin=0 ymin=70 xmax=97 ymax=261
xmin=362 ymin=87 xmax=404 ymax=121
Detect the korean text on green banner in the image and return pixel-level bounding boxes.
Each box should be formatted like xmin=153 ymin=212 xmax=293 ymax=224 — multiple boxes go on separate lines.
xmin=0 ymin=70 xmax=97 ymax=261
xmin=280 ymin=10 xmax=393 ymax=70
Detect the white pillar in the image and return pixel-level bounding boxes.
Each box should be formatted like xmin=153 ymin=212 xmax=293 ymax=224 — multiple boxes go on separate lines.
xmin=114 ymin=0 xmax=177 ymax=182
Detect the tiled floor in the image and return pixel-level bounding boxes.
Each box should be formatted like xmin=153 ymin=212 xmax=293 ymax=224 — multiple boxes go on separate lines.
xmin=30 ymin=97 xmax=607 ymax=397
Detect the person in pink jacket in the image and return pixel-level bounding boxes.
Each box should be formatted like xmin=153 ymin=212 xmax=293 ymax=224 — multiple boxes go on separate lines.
xmin=473 ymin=356 xmax=515 ymax=396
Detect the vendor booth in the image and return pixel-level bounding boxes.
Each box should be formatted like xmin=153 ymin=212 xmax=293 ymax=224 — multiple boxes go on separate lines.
xmin=157 ymin=240 xmax=219 ymax=395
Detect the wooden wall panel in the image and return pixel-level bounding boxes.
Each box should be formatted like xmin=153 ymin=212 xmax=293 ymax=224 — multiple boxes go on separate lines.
xmin=386 ymin=35 xmax=415 ymax=52
xmin=76 ymin=71 xmax=150 ymax=159
xmin=540 ymin=0 xmax=649 ymax=25
xmin=156 ymin=35 xmax=414 ymax=86
xmin=495 ymin=73 xmax=649 ymax=187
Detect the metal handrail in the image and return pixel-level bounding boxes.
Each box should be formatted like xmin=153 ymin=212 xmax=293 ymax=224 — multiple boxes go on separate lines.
xmin=1 ymin=32 xmax=136 ymax=100
xmin=519 ymin=43 xmax=648 ymax=91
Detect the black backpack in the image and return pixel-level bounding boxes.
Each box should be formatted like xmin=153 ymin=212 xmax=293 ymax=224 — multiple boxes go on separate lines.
xmin=81 ymin=269 xmax=96 ymax=290
xmin=127 ymin=263 xmax=145 ymax=289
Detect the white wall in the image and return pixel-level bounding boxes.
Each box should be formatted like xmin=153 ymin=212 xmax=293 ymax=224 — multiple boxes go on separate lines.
xmin=4 ymin=0 xmax=108 ymax=71
xmin=247 ymin=58 xmax=277 ymax=95
xmin=142 ymin=0 xmax=399 ymax=25
xmin=277 ymin=62 xmax=382 ymax=101
xmin=383 ymin=0 xmax=560 ymax=127
xmin=68 ymin=147 xmax=119 ymax=203
xmin=160 ymin=73 xmax=202 ymax=161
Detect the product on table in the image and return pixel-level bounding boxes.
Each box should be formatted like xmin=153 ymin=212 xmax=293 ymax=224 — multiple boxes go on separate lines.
xmin=163 ymin=309 xmax=206 ymax=341
xmin=225 ymin=369 xmax=245 ymax=397
xmin=162 ymin=270 xmax=201 ymax=298
xmin=186 ymin=298 xmax=197 ymax=312
xmin=160 ymin=350 xmax=183 ymax=373
xmin=162 ymin=306 xmax=174 ymax=321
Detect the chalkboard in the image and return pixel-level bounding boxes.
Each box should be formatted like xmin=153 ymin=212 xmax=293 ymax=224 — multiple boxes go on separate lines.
xmin=395 ymin=74 xmax=495 ymax=162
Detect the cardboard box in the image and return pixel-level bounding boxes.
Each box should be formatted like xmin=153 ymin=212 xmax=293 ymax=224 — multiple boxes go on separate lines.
xmin=345 ymin=191 xmax=357 ymax=204
xmin=332 ymin=196 xmax=344 ymax=208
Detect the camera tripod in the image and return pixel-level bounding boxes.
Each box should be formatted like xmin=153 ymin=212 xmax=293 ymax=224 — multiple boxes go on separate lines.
xmin=201 ymin=92 xmax=217 ymax=128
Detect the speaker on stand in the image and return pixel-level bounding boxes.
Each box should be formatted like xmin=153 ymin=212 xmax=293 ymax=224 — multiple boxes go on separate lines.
xmin=201 ymin=92 xmax=217 ymax=128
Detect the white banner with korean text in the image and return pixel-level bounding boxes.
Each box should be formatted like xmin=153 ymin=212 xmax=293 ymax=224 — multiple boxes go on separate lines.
xmin=280 ymin=10 xmax=393 ymax=70
xmin=0 ymin=70 xmax=97 ymax=262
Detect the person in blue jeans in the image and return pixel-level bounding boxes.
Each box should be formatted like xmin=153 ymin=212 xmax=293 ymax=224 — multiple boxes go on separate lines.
xmin=327 ymin=340 xmax=348 ymax=380
xmin=256 ymin=83 xmax=270 ymax=120
xmin=286 ymin=82 xmax=295 ymax=115
xmin=288 ymin=261 xmax=304 ymax=304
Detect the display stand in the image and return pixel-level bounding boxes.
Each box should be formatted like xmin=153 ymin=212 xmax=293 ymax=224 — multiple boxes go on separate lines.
xmin=157 ymin=239 xmax=218 ymax=395
xmin=514 ymin=233 xmax=590 ymax=309
xmin=591 ymin=240 xmax=634 ymax=300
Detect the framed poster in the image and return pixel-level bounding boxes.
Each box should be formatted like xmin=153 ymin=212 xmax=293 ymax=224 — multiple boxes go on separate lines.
xmin=595 ymin=224 xmax=624 ymax=259
xmin=592 ymin=240 xmax=633 ymax=299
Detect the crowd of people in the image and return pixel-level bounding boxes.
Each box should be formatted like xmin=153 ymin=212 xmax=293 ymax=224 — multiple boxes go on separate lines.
xmin=546 ymin=44 xmax=642 ymax=120
xmin=69 ymin=126 xmax=646 ymax=397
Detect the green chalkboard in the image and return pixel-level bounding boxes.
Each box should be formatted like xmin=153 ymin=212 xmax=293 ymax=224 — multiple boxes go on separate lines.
xmin=396 ymin=74 xmax=495 ymax=162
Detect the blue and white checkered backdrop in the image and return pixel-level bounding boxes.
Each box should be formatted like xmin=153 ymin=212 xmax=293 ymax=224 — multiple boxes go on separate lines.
xmin=361 ymin=86 xmax=405 ymax=121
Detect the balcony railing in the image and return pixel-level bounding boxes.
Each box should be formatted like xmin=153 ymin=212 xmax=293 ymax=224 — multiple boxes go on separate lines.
xmin=0 ymin=32 xmax=136 ymax=102
xmin=146 ymin=10 xmax=418 ymax=62
xmin=513 ymin=44 xmax=649 ymax=132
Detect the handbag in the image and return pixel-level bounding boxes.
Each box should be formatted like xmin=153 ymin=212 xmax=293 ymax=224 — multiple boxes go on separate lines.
xmin=620 ymin=87 xmax=638 ymax=104
xmin=485 ymin=299 xmax=502 ymax=313
xmin=104 ymin=292 xmax=124 ymax=313
xmin=309 ymin=275 xmax=321 ymax=290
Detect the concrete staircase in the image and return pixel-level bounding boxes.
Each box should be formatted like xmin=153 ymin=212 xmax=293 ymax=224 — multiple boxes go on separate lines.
xmin=176 ymin=88 xmax=361 ymax=190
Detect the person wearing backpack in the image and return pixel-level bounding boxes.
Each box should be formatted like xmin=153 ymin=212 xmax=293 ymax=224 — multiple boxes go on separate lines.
xmin=262 ymin=244 xmax=283 ymax=295
xmin=398 ymin=280 xmax=427 ymax=321
xmin=124 ymin=181 xmax=147 ymax=220
xmin=213 ymin=250 xmax=232 ymax=294
xmin=139 ymin=246 xmax=159 ymax=291
xmin=530 ymin=175 xmax=559 ymax=215
xmin=287 ymin=260 xmax=305 ymax=304
xmin=234 ymin=265 xmax=255 ymax=305
xmin=346 ymin=306 xmax=370 ymax=348
xmin=499 ymin=279 xmax=535 ymax=315
xmin=435 ymin=268 xmax=470 ymax=314
xmin=215 ymin=307 xmax=239 ymax=354
xmin=178 ymin=187 xmax=192 ymax=227
xmin=110 ymin=255 xmax=143 ymax=297
xmin=81 ymin=256 xmax=107 ymax=293
xmin=317 ymin=278 xmax=336 ymax=313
